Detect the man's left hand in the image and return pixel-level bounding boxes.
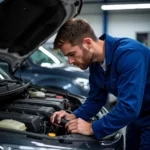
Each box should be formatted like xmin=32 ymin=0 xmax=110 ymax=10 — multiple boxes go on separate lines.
xmin=65 ymin=118 xmax=94 ymax=136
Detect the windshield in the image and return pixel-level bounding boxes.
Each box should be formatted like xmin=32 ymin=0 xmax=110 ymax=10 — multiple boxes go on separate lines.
xmin=29 ymin=46 xmax=68 ymax=67
xmin=0 ymin=62 xmax=11 ymax=80
xmin=43 ymin=43 xmax=68 ymax=64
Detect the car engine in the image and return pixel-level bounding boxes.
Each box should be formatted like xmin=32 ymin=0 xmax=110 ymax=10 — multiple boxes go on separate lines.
xmin=0 ymin=81 xmax=101 ymax=137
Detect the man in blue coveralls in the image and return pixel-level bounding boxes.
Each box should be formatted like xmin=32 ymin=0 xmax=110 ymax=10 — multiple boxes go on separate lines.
xmin=51 ymin=18 xmax=150 ymax=150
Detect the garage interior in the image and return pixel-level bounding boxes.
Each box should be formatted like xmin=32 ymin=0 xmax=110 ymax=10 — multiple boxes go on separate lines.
xmin=0 ymin=0 xmax=150 ymax=150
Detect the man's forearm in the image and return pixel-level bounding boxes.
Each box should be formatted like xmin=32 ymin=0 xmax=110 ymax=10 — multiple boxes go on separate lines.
xmin=73 ymin=101 xmax=103 ymax=121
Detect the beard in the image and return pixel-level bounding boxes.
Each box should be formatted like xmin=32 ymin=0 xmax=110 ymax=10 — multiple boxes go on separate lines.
xmin=76 ymin=46 xmax=93 ymax=70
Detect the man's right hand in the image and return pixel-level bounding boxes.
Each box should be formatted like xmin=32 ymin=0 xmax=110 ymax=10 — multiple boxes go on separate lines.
xmin=50 ymin=110 xmax=76 ymax=124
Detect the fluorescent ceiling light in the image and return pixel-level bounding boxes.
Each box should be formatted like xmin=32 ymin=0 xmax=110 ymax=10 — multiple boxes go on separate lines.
xmin=101 ymin=3 xmax=150 ymax=10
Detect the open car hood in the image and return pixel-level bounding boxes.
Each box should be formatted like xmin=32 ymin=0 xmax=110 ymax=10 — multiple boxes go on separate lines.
xmin=0 ymin=0 xmax=83 ymax=73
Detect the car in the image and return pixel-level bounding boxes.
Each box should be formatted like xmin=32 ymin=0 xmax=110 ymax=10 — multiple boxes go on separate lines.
xmin=43 ymin=42 xmax=69 ymax=64
xmin=0 ymin=0 xmax=123 ymax=149
xmin=14 ymin=45 xmax=90 ymax=97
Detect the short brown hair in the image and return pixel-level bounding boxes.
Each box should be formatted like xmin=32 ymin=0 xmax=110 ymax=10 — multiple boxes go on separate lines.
xmin=54 ymin=18 xmax=97 ymax=49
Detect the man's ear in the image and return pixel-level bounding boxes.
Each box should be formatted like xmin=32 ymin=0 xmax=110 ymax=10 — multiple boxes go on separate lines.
xmin=82 ymin=38 xmax=92 ymax=49
xmin=82 ymin=42 xmax=88 ymax=50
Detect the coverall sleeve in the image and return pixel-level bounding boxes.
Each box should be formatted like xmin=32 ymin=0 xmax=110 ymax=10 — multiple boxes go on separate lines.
xmin=73 ymin=72 xmax=108 ymax=121
xmin=92 ymin=49 xmax=148 ymax=140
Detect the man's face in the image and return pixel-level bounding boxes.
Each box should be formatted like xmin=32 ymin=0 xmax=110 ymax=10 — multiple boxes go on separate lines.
xmin=61 ymin=42 xmax=92 ymax=70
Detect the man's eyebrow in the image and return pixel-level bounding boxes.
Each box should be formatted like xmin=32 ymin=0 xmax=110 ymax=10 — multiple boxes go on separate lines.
xmin=64 ymin=53 xmax=69 ymax=56
xmin=64 ymin=52 xmax=73 ymax=56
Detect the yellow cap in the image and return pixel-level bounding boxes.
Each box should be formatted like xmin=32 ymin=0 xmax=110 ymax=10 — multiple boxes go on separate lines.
xmin=48 ymin=133 xmax=56 ymax=137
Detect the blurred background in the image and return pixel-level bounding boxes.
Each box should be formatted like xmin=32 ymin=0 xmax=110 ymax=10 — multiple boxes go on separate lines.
xmin=49 ymin=0 xmax=150 ymax=47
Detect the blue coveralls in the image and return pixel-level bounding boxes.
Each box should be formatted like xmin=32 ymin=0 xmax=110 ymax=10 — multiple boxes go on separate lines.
xmin=73 ymin=34 xmax=150 ymax=150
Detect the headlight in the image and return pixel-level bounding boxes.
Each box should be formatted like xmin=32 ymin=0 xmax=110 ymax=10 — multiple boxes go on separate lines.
xmin=73 ymin=78 xmax=89 ymax=90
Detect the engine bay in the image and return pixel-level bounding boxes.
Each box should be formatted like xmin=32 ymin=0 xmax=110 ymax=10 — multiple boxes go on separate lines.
xmin=0 ymin=82 xmax=86 ymax=136
xmin=0 ymin=79 xmax=124 ymax=150
xmin=0 ymin=79 xmax=120 ymax=141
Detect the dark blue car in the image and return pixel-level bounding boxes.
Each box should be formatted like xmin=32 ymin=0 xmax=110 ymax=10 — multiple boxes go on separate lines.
xmin=15 ymin=45 xmax=90 ymax=97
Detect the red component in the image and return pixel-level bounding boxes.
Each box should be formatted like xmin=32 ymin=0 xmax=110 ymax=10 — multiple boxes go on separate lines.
xmin=67 ymin=103 xmax=71 ymax=109
xmin=56 ymin=95 xmax=63 ymax=99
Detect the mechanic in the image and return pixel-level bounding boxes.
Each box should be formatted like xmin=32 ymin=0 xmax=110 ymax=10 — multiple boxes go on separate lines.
xmin=51 ymin=18 xmax=150 ymax=150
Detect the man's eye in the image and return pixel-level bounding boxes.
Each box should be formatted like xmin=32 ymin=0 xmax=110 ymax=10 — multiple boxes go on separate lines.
xmin=70 ymin=53 xmax=74 ymax=56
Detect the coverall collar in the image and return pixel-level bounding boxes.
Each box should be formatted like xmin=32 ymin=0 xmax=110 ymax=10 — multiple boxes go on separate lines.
xmin=99 ymin=34 xmax=118 ymax=71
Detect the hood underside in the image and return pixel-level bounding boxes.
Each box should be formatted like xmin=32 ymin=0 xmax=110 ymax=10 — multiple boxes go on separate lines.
xmin=0 ymin=0 xmax=82 ymax=73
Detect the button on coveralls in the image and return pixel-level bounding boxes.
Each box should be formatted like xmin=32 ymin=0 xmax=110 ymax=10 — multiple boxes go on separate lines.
xmin=73 ymin=34 xmax=150 ymax=150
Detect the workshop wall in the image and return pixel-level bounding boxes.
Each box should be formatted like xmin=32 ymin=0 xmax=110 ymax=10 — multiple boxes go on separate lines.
xmin=78 ymin=4 xmax=150 ymax=40
xmin=77 ymin=14 xmax=103 ymax=38
xmin=108 ymin=11 xmax=150 ymax=39
xmin=49 ymin=4 xmax=150 ymax=46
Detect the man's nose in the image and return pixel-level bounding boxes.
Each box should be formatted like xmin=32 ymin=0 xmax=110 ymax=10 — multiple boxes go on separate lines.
xmin=68 ymin=57 xmax=74 ymax=64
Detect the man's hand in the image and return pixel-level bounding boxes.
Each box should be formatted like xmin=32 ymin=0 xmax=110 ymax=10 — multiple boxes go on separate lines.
xmin=50 ymin=110 xmax=76 ymax=124
xmin=65 ymin=118 xmax=94 ymax=136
